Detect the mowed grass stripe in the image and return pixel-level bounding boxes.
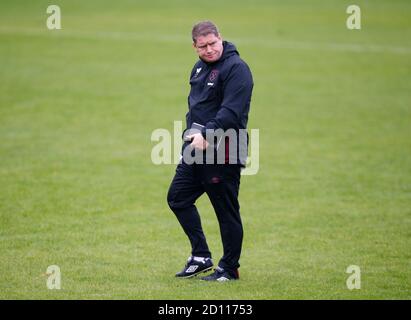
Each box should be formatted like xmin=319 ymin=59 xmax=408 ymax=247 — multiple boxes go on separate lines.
xmin=1 ymin=27 xmax=411 ymax=55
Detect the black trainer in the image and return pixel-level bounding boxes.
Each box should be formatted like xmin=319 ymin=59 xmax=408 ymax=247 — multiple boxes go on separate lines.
xmin=175 ymin=256 xmax=213 ymax=278
xmin=200 ymin=266 xmax=239 ymax=281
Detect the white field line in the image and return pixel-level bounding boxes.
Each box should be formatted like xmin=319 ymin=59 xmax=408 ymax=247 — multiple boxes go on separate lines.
xmin=0 ymin=27 xmax=411 ymax=55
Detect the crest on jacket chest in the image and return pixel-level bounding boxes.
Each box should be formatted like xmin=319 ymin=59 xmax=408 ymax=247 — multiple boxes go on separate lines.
xmin=208 ymin=69 xmax=219 ymax=82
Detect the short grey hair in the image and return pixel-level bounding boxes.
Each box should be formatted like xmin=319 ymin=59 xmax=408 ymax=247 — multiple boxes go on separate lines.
xmin=192 ymin=20 xmax=219 ymax=43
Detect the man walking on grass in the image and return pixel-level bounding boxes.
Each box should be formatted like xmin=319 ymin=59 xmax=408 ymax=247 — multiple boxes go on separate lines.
xmin=167 ymin=21 xmax=254 ymax=281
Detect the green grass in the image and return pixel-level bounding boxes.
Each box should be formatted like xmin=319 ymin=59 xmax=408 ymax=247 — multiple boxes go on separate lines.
xmin=0 ymin=0 xmax=410 ymax=299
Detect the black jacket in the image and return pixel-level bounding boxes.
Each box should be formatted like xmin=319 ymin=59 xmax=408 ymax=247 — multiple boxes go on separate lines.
xmin=184 ymin=41 xmax=254 ymax=165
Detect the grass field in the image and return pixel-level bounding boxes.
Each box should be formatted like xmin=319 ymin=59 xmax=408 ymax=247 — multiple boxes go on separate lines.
xmin=0 ymin=0 xmax=410 ymax=299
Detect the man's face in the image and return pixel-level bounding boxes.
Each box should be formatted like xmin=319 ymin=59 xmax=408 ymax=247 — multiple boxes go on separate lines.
xmin=193 ymin=33 xmax=223 ymax=63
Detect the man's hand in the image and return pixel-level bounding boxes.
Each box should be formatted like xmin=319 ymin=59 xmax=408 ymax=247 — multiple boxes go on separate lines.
xmin=186 ymin=133 xmax=209 ymax=150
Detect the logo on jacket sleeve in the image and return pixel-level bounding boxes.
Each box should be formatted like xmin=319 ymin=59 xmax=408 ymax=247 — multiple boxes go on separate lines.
xmin=194 ymin=67 xmax=202 ymax=77
xmin=209 ymin=69 xmax=219 ymax=81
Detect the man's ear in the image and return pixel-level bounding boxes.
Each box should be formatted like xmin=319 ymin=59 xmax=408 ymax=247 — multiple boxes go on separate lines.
xmin=218 ymin=33 xmax=223 ymax=41
xmin=192 ymin=42 xmax=196 ymax=49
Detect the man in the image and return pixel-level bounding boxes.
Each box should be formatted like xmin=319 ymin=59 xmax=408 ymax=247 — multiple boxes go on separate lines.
xmin=167 ymin=21 xmax=253 ymax=281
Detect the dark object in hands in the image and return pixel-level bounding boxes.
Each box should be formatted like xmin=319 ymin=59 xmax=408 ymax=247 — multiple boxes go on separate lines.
xmin=183 ymin=122 xmax=205 ymax=142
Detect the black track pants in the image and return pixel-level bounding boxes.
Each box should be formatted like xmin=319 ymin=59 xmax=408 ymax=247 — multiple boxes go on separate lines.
xmin=167 ymin=162 xmax=243 ymax=272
